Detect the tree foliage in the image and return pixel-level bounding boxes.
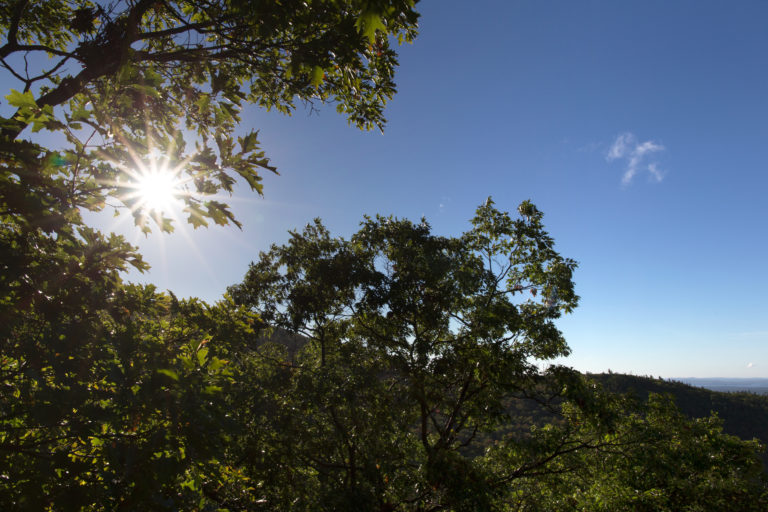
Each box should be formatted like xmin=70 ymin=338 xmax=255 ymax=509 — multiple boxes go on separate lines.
xmin=0 ymin=217 xmax=263 ymax=508
xmin=222 ymin=201 xmax=767 ymax=510
xmin=2 ymin=5 xmax=766 ymax=505
xmin=509 ymin=394 xmax=768 ymax=511
xmin=1 ymin=0 xmax=419 ymax=232
xmin=2 ymin=190 xmax=767 ymax=508
xmin=226 ymin=198 xmax=582 ymax=509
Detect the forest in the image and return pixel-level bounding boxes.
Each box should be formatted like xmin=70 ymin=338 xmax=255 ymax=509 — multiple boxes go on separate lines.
xmin=1 ymin=1 xmax=767 ymax=510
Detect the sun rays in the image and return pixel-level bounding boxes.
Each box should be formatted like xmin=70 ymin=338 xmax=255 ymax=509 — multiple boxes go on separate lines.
xmin=99 ymin=137 xmax=201 ymax=235
xmin=127 ymin=161 xmax=184 ymax=214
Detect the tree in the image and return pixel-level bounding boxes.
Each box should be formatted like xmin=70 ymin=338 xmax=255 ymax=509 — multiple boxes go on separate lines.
xmin=4 ymin=5 xmax=766 ymax=505
xmin=227 ymin=199 xmax=592 ymax=509
xmin=4 ymin=188 xmax=766 ymax=509
xmin=501 ymin=393 xmax=768 ymax=511
xmin=0 ymin=211 xmax=264 ymax=509
xmin=1 ymin=0 xmax=419 ymax=232
xmin=226 ymin=200 xmax=768 ymax=510
xmin=0 ymin=2 xmax=421 ymax=507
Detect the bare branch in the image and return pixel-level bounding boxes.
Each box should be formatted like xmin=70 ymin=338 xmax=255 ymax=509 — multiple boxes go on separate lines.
xmin=0 ymin=56 xmax=27 ymax=83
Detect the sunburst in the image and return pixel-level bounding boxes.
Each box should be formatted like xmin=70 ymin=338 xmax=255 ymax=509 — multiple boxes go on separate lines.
xmin=123 ymin=155 xmax=185 ymax=216
xmin=132 ymin=165 xmax=183 ymax=213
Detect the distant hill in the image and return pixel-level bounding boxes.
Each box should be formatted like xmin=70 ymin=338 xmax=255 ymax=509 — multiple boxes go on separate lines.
xmin=590 ymin=372 xmax=768 ymax=465
xmin=674 ymin=377 xmax=768 ymax=395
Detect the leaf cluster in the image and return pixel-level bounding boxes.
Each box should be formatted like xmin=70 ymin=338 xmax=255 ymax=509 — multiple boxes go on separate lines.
xmin=1 ymin=0 xmax=419 ymax=232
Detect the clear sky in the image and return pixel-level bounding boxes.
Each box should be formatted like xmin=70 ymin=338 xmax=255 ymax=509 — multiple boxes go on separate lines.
xmin=68 ymin=1 xmax=768 ymax=378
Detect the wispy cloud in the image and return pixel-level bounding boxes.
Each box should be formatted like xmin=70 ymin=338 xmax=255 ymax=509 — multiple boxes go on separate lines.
xmin=438 ymin=195 xmax=451 ymax=213
xmin=747 ymin=362 xmax=756 ymax=369
xmin=606 ymin=133 xmax=633 ymax=161
xmin=606 ymin=132 xmax=666 ymax=185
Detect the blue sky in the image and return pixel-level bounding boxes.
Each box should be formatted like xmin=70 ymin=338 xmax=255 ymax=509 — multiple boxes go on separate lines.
xmin=54 ymin=2 xmax=768 ymax=377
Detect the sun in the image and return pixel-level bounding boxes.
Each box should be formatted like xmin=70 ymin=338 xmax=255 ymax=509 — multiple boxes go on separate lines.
xmin=122 ymin=154 xmax=186 ymax=217
xmin=108 ymin=146 xmax=199 ymax=232
xmin=134 ymin=167 xmax=182 ymax=213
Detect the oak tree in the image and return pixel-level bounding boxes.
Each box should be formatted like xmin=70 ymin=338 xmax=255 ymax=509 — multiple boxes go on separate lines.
xmin=1 ymin=0 xmax=419 ymax=232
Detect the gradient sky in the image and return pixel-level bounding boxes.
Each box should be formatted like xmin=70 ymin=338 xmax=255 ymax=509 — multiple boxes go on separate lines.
xmin=48 ymin=1 xmax=768 ymax=378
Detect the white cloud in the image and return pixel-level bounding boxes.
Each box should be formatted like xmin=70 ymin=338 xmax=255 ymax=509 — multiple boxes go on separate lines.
xmin=606 ymin=132 xmax=666 ymax=185
xmin=606 ymin=132 xmax=634 ymax=161
xmin=647 ymin=163 xmax=664 ymax=182
xmin=747 ymin=362 xmax=755 ymax=369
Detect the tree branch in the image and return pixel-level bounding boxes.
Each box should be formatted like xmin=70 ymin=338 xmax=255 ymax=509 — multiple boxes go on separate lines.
xmin=137 ymin=19 xmax=218 ymax=41
xmin=1 ymin=44 xmax=75 ymax=60
xmin=0 ymin=0 xmax=159 ymax=141
xmin=0 ymin=0 xmax=29 ymax=59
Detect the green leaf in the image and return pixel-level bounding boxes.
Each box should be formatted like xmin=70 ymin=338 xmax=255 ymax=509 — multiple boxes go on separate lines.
xmin=71 ymin=106 xmax=91 ymax=122
xmin=157 ymin=369 xmax=179 ymax=381
xmin=239 ymin=131 xmax=260 ymax=153
xmin=197 ymin=346 xmax=209 ymax=366
xmin=207 ymin=357 xmax=226 ymax=372
xmin=310 ymin=66 xmax=325 ymax=87
xmin=128 ymin=83 xmax=161 ymax=98
xmin=356 ymin=10 xmax=387 ymax=43
xmin=206 ymin=200 xmax=236 ymax=227
xmin=184 ymin=203 xmax=209 ymax=229
xmin=203 ymin=385 xmax=223 ymax=395
xmin=5 ymin=89 xmax=37 ymax=109
xmin=236 ymin=168 xmax=263 ymax=193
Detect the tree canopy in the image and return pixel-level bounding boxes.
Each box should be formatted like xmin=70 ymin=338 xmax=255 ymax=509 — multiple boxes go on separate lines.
xmin=2 ymin=3 xmax=767 ymax=510
xmin=1 ymin=0 xmax=419 ymax=232
xmin=2 ymin=192 xmax=767 ymax=508
xmin=223 ymin=201 xmax=767 ymax=510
